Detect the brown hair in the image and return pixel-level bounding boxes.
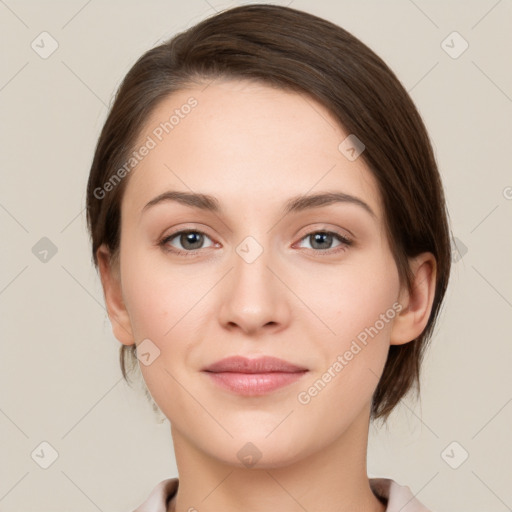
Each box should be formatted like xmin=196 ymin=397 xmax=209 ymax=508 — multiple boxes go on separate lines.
xmin=86 ymin=3 xmax=451 ymax=423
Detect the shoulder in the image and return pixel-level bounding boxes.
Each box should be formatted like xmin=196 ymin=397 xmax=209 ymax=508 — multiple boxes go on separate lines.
xmin=369 ymin=478 xmax=433 ymax=512
xmin=131 ymin=478 xmax=178 ymax=512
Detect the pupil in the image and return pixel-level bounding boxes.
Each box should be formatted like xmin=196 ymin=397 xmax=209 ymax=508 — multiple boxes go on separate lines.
xmin=312 ymin=232 xmax=331 ymax=249
xmin=183 ymin=232 xmax=202 ymax=249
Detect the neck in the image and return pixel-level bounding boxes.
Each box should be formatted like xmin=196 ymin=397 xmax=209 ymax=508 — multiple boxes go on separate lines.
xmin=169 ymin=403 xmax=386 ymax=512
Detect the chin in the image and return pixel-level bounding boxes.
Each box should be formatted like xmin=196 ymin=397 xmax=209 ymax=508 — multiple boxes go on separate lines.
xmin=207 ymin=436 xmax=307 ymax=470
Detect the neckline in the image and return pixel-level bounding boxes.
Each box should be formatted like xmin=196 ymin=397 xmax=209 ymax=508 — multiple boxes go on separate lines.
xmin=162 ymin=477 xmax=390 ymax=511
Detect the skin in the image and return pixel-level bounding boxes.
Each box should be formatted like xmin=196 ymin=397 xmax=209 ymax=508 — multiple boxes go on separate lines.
xmin=97 ymin=78 xmax=436 ymax=512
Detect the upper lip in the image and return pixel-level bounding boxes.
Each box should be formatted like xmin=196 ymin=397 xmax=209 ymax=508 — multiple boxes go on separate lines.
xmin=202 ymin=356 xmax=308 ymax=374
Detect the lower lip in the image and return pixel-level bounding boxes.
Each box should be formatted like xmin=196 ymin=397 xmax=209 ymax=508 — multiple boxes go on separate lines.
xmin=203 ymin=371 xmax=308 ymax=396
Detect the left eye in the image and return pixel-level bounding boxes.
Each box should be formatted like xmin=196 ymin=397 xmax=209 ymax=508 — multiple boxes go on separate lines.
xmin=295 ymin=231 xmax=351 ymax=251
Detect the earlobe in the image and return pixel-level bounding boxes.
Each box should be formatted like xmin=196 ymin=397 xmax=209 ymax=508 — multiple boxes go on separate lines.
xmin=390 ymin=252 xmax=437 ymax=346
xmin=96 ymin=244 xmax=135 ymax=346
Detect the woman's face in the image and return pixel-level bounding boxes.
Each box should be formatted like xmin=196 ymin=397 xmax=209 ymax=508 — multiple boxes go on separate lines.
xmin=115 ymin=79 xmax=402 ymax=467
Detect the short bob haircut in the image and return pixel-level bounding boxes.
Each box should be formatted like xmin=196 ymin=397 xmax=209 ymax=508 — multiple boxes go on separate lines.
xmin=86 ymin=3 xmax=452 ymax=423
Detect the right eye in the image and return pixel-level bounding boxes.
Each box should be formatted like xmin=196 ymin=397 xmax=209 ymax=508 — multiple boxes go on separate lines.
xmin=159 ymin=230 xmax=216 ymax=256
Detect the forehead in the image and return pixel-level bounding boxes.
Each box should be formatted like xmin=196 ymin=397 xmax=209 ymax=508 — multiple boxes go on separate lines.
xmin=121 ymin=79 xmax=382 ymax=222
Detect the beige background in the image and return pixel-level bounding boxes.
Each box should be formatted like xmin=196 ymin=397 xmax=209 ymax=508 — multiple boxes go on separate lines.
xmin=1 ymin=0 xmax=511 ymax=510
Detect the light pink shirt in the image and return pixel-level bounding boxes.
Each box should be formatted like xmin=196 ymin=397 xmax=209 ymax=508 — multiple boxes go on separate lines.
xmin=133 ymin=477 xmax=432 ymax=511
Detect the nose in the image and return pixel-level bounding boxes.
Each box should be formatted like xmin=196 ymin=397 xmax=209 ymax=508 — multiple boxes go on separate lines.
xmin=217 ymin=238 xmax=291 ymax=336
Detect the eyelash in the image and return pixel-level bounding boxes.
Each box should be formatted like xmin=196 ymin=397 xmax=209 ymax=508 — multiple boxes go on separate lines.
xmin=158 ymin=229 xmax=353 ymax=257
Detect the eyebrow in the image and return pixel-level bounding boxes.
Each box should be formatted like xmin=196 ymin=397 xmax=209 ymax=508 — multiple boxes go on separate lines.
xmin=141 ymin=190 xmax=376 ymax=218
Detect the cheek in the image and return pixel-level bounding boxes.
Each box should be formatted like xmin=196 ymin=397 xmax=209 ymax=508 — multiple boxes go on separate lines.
xmin=303 ymin=252 xmax=400 ymax=397
xmin=122 ymin=276 xmax=172 ymax=342
xmin=120 ymin=241 xmax=196 ymax=341
xmin=294 ymin=270 xmax=398 ymax=434
xmin=307 ymin=252 xmax=400 ymax=342
xmin=120 ymin=251 xmax=213 ymax=395
xmin=120 ymin=264 xmax=201 ymax=408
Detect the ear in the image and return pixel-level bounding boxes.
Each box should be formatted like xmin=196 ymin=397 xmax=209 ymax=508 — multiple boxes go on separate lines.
xmin=390 ymin=252 xmax=437 ymax=346
xmin=96 ymin=244 xmax=135 ymax=346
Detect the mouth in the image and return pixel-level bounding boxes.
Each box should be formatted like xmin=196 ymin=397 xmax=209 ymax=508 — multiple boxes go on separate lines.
xmin=201 ymin=355 xmax=308 ymax=396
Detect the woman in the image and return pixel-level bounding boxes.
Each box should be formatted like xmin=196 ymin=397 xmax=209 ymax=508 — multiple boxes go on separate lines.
xmin=86 ymin=4 xmax=451 ymax=511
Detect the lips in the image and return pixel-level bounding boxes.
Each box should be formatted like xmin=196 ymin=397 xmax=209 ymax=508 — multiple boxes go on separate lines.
xmin=202 ymin=355 xmax=307 ymax=374
xmin=202 ymin=356 xmax=308 ymax=396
